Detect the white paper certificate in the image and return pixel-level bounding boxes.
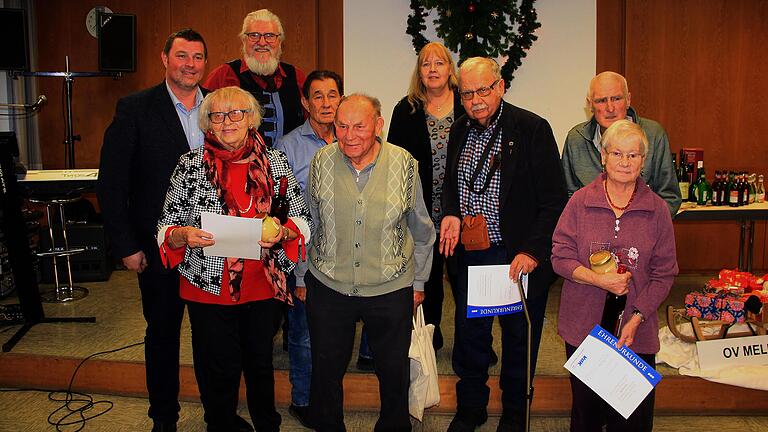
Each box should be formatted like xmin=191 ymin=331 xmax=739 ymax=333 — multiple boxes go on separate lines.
xmin=466 ymin=265 xmax=528 ymax=318
xmin=564 ymin=325 xmax=662 ymax=419
xmin=200 ymin=212 xmax=262 ymax=260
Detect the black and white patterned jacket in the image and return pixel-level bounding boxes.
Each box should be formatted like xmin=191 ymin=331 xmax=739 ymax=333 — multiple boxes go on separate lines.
xmin=156 ymin=146 xmax=312 ymax=296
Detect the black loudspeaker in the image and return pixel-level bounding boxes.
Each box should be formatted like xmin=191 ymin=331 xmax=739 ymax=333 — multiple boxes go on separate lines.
xmin=0 ymin=8 xmax=30 ymax=71
xmin=39 ymin=223 xmax=113 ymax=283
xmin=98 ymin=12 xmax=136 ymax=72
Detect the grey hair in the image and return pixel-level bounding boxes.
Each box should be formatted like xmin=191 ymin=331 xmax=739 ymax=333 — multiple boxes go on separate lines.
xmin=239 ymin=9 xmax=285 ymax=41
xmin=458 ymin=57 xmax=502 ymax=83
xmin=588 ymin=71 xmax=629 ymax=100
xmin=198 ymin=86 xmax=264 ymax=131
xmin=339 ymin=93 xmax=382 ymax=118
xmin=600 ymin=119 xmax=649 ymax=156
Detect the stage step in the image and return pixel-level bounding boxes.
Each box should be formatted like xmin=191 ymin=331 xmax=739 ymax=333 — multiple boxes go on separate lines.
xmin=1 ymin=353 xmax=766 ymax=415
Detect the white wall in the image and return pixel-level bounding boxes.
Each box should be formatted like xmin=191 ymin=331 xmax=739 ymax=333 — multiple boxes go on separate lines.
xmin=343 ymin=0 xmax=596 ymax=151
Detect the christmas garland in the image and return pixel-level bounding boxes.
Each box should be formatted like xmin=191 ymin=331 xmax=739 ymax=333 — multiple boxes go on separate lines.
xmin=406 ymin=0 xmax=540 ymax=89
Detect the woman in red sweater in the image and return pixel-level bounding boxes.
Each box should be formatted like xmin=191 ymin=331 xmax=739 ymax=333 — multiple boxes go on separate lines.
xmin=157 ymin=86 xmax=311 ymax=432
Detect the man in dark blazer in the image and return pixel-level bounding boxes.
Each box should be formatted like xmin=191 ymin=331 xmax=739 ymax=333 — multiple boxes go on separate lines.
xmin=97 ymin=29 xmax=208 ymax=432
xmin=440 ymin=57 xmax=567 ymax=432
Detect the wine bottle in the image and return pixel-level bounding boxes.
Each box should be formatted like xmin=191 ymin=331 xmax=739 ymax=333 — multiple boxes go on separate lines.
xmin=600 ymin=264 xmax=628 ymax=336
xmin=727 ymin=172 xmax=739 ymax=207
xmin=271 ymin=176 xmax=290 ymax=224
xmin=678 ymin=162 xmax=690 ymax=201
xmin=696 ymin=166 xmax=712 ymax=206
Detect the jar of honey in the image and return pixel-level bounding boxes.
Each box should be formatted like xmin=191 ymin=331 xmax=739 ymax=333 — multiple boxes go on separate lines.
xmin=589 ymin=250 xmax=617 ymax=274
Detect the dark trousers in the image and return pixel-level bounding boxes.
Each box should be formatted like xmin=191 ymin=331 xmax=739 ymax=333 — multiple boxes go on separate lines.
xmin=305 ymin=271 xmax=413 ymax=432
xmin=187 ymin=299 xmax=282 ymax=432
xmin=565 ymin=343 xmax=656 ymax=432
xmin=137 ymin=268 xmax=185 ymax=423
xmin=451 ymin=245 xmax=550 ymax=428
xmin=423 ymin=235 xmax=449 ymax=349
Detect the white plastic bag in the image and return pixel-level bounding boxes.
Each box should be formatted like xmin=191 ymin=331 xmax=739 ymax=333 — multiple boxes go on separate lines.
xmin=408 ymin=305 xmax=440 ymax=420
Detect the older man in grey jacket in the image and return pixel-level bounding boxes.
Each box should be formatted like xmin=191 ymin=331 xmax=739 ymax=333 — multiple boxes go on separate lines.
xmin=561 ymin=71 xmax=681 ymax=215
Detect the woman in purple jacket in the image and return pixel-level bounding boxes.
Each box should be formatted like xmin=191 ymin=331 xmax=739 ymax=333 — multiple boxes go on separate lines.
xmin=552 ymin=119 xmax=678 ymax=432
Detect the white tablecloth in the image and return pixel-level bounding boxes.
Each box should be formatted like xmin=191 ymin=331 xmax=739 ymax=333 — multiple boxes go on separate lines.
xmin=656 ymin=325 xmax=768 ymax=391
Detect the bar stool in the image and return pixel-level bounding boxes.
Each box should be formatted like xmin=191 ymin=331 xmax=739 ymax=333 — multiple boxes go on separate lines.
xmin=30 ymin=194 xmax=89 ymax=302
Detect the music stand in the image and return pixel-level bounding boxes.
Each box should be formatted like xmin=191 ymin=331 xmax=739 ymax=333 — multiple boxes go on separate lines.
xmin=0 ymin=132 xmax=95 ymax=352
xmin=11 ymin=56 xmax=120 ymax=168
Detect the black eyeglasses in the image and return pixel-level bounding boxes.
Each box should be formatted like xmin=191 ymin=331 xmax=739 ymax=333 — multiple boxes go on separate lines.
xmin=459 ymin=79 xmax=501 ymax=100
xmin=244 ymin=32 xmax=281 ymax=43
xmin=208 ymin=109 xmax=250 ymax=124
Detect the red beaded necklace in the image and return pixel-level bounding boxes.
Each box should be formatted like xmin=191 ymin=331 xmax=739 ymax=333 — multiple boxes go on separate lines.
xmin=604 ymin=180 xmax=638 ymax=211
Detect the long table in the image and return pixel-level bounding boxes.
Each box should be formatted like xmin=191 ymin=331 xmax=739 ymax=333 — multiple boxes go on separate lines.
xmin=675 ymin=201 xmax=768 ymax=272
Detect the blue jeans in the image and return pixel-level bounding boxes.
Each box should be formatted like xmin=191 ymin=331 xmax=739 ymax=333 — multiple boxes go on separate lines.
xmin=287 ymin=275 xmax=311 ymax=406
xmin=359 ymin=328 xmax=373 ymax=359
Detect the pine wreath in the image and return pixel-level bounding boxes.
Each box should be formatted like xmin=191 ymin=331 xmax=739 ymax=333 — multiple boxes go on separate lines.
xmin=406 ymin=0 xmax=540 ymax=89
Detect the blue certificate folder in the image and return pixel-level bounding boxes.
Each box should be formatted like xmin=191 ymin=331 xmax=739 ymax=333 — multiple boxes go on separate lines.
xmin=565 ymin=325 xmax=662 ymax=418
xmin=466 ymin=266 xmax=527 ymax=318
xmin=467 ymin=301 xmax=523 ymax=318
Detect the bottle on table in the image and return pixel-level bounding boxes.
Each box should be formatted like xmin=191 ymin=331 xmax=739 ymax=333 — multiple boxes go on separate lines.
xmin=678 ymin=161 xmax=690 ymax=201
xmin=712 ymin=171 xmax=723 ymax=206
xmin=695 ymin=165 xmax=712 ymax=206
xmin=686 ymin=162 xmax=698 ymax=202
xmin=757 ymin=174 xmax=765 ymax=203
xmin=748 ymin=173 xmax=757 ymax=204
xmin=738 ymin=172 xmax=749 ymax=207
xmin=727 ymin=171 xmax=739 ymax=207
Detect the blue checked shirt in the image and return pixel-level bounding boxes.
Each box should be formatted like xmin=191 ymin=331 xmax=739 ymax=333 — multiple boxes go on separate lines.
xmin=457 ymin=103 xmax=504 ymax=243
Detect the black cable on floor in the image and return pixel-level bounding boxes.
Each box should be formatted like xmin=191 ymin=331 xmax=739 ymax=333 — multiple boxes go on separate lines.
xmin=1 ymin=340 xmax=145 ymax=431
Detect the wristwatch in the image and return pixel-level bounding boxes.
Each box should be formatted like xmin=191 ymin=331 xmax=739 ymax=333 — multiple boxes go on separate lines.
xmin=632 ymin=309 xmax=646 ymax=323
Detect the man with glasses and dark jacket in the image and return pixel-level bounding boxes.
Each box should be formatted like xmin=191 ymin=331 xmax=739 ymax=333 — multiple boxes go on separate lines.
xmin=440 ymin=57 xmax=567 ymax=432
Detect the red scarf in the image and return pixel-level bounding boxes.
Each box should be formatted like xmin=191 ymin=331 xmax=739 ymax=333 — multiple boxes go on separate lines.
xmin=202 ymin=129 xmax=290 ymax=305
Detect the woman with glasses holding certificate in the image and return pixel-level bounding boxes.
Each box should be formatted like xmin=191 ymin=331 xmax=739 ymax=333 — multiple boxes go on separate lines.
xmin=551 ymin=120 xmax=678 ymax=432
xmin=156 ymin=86 xmax=311 ymax=431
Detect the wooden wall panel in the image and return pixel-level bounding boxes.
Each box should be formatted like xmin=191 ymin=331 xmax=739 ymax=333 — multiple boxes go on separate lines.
xmin=32 ymin=0 xmax=342 ymax=170
xmin=596 ymin=0 xmax=625 ymax=74
xmin=597 ymin=0 xmax=768 ymax=272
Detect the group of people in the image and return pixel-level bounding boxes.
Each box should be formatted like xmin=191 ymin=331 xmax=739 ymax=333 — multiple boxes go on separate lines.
xmin=96 ymin=8 xmax=680 ymax=432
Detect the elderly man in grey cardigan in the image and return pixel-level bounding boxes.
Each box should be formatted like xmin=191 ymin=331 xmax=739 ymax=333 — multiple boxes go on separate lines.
xmin=303 ymin=94 xmax=435 ymax=432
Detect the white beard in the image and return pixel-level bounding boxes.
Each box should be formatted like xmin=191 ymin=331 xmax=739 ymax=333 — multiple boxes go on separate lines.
xmin=245 ymin=53 xmax=279 ymax=76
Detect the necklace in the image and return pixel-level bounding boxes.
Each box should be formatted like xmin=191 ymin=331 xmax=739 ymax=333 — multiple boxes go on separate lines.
xmin=234 ymin=182 xmax=253 ymax=213
xmin=604 ymin=180 xmax=638 ymax=211
xmin=428 ymin=91 xmax=452 ymax=113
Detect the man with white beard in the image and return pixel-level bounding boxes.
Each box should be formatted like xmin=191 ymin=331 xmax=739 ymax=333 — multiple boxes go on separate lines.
xmin=205 ymin=9 xmax=305 ymax=147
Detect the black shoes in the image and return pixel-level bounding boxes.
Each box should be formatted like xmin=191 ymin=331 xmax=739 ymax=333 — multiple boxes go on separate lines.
xmin=206 ymin=415 xmax=254 ymax=432
xmin=151 ymin=421 xmax=177 ymax=432
xmin=288 ymin=404 xmax=314 ymax=429
xmin=433 ymin=325 xmax=444 ymax=351
xmin=447 ymin=407 xmax=488 ymax=432
xmin=356 ymin=355 xmax=375 ymax=372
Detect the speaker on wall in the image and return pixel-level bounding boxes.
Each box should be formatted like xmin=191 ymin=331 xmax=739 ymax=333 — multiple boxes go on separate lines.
xmin=98 ymin=12 xmax=136 ymax=72
xmin=0 ymin=8 xmax=30 ymax=71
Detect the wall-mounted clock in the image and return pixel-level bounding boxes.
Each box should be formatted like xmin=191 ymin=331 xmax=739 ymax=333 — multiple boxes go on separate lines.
xmin=86 ymin=6 xmax=113 ymax=38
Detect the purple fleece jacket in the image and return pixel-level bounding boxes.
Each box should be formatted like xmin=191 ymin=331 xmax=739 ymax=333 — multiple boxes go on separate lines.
xmin=552 ymin=173 xmax=678 ymax=354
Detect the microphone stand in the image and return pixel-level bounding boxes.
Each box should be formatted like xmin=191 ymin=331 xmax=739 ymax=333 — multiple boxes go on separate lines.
xmin=515 ymin=274 xmax=532 ymax=432
xmin=11 ymin=56 xmax=120 ymax=168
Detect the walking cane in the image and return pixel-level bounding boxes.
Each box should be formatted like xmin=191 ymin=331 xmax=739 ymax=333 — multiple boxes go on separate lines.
xmin=515 ymin=274 xmax=532 ymax=432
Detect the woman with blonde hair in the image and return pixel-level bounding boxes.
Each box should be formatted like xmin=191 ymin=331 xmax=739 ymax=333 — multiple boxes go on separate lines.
xmin=387 ymin=41 xmax=463 ymax=351
xmin=157 ymin=86 xmax=311 ymax=431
